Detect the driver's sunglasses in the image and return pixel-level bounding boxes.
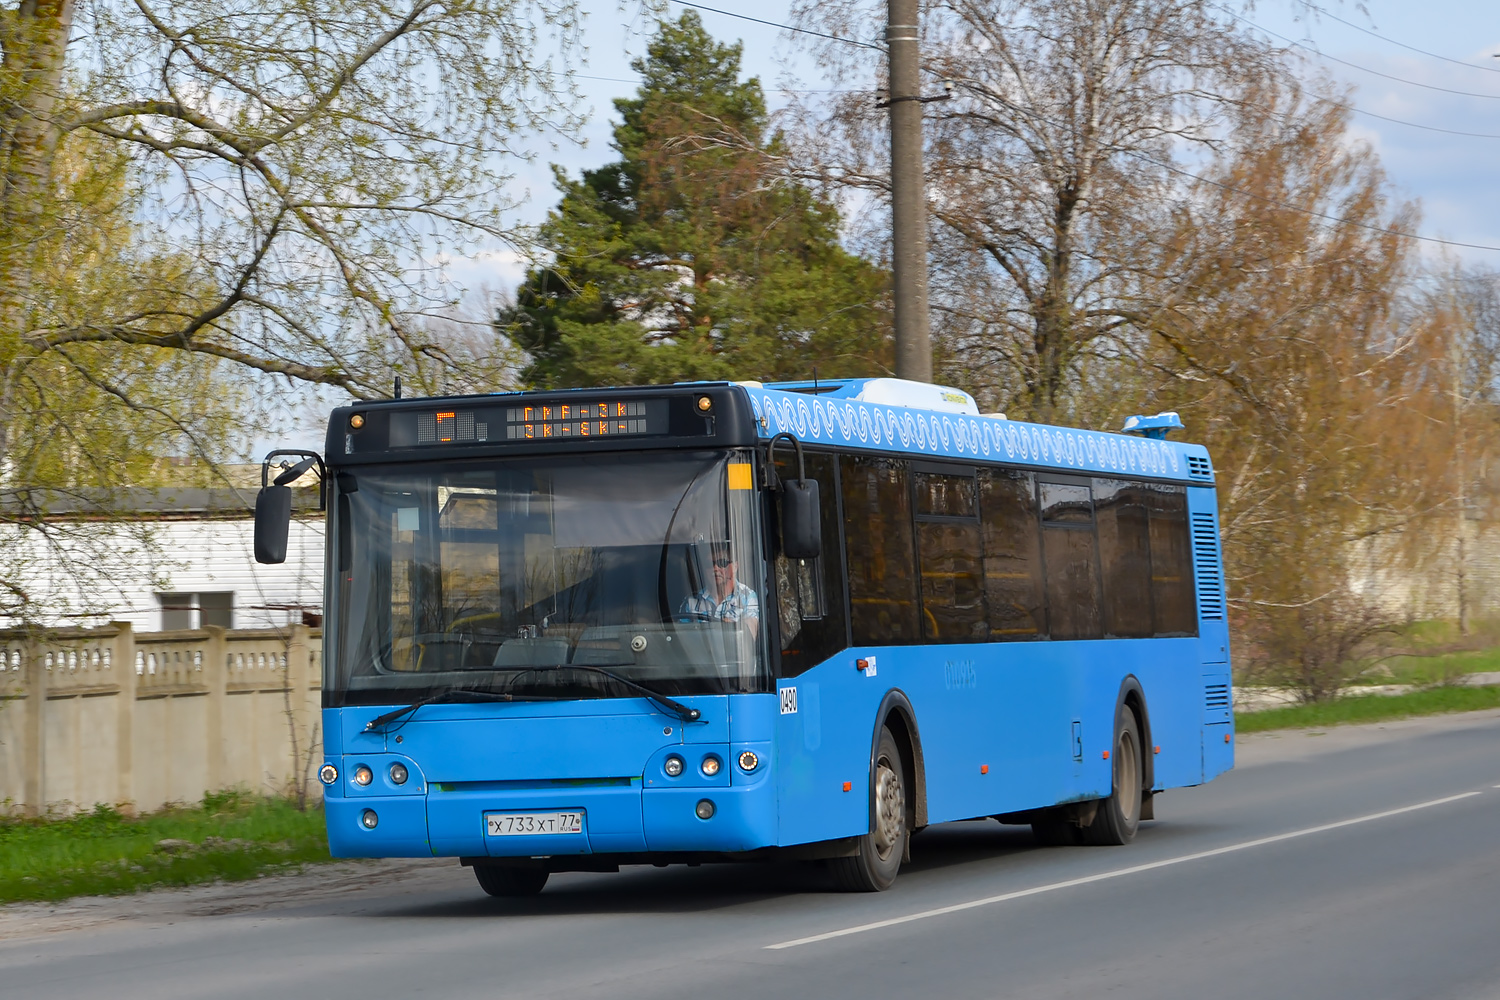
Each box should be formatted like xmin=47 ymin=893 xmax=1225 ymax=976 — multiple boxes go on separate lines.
xmin=712 ymin=558 xmax=733 ymax=568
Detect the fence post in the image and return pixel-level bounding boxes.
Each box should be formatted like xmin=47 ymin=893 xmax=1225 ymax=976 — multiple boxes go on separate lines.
xmin=203 ymin=625 xmax=228 ymax=793
xmin=21 ymin=633 xmax=44 ymax=816
xmin=110 ymin=623 xmax=136 ymax=813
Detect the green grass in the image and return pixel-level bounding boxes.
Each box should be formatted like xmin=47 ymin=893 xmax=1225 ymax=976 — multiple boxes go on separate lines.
xmin=0 ymin=790 xmax=330 ymax=904
xmin=1360 ymin=643 xmax=1500 ymax=688
xmin=1236 ymin=684 xmax=1500 ymax=734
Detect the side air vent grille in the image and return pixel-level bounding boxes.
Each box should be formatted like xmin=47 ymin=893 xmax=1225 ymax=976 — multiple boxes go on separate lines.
xmin=1187 ymin=455 xmax=1212 ymax=480
xmin=1204 ymin=680 xmax=1232 ymax=724
xmin=1191 ymin=512 xmax=1225 ymax=620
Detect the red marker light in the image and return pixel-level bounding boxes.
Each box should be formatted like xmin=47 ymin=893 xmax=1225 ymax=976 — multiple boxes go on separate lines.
xmin=980 ymin=764 xmax=989 ymax=775
xmin=842 ymin=781 xmax=852 ymax=792
xmin=1102 ymin=750 xmax=1110 ymax=760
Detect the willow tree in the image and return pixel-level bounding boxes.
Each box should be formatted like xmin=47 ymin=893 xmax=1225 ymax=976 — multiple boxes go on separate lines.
xmin=0 ymin=1 xmax=580 ymax=623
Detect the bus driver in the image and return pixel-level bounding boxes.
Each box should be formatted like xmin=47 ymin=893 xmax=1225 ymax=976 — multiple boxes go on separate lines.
xmin=679 ymin=546 xmax=760 ymax=640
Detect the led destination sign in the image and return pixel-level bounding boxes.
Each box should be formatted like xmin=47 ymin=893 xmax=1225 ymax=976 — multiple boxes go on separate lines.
xmin=383 ymin=397 xmax=675 ymax=450
xmin=505 ymin=400 xmax=664 ymax=439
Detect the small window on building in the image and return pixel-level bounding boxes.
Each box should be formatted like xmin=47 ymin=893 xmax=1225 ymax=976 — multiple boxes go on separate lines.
xmin=157 ymin=592 xmax=235 ymax=630
xmin=158 ymin=593 xmax=194 ymax=631
xmin=199 ymin=592 xmax=234 ymax=629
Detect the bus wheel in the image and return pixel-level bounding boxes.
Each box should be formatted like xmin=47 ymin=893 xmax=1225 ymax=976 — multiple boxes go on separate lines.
xmin=474 ymin=865 xmax=549 ymax=897
xmin=829 ymin=726 xmax=907 ymax=892
xmin=1083 ymin=710 xmax=1143 ymax=846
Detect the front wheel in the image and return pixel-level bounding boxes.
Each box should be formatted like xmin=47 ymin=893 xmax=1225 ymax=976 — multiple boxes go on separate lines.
xmin=1083 ymin=710 xmax=1144 ymax=846
xmin=474 ymin=865 xmax=549 ymax=897
xmin=829 ymin=726 xmax=908 ymax=891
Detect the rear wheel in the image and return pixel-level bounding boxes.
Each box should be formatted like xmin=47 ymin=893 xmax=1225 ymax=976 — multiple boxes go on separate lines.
xmin=1083 ymin=709 xmax=1143 ymax=846
xmin=829 ymin=727 xmax=907 ymax=891
xmin=474 ymin=865 xmax=549 ymax=897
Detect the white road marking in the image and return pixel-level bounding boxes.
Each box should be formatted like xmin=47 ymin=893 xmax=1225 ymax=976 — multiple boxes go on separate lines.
xmin=765 ymin=790 xmax=1484 ymax=951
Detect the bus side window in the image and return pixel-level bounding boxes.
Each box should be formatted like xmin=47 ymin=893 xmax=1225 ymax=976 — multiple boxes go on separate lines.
xmin=1094 ymin=478 xmax=1154 ymax=638
xmin=776 ymin=451 xmax=848 ymax=675
xmin=913 ymin=469 xmax=985 ymax=642
xmin=841 ymin=455 xmax=921 ymax=645
xmin=1039 ymin=480 xmax=1103 ymax=640
xmin=978 ymin=469 xmax=1044 ymax=640
xmin=1145 ymin=486 xmax=1197 ymax=636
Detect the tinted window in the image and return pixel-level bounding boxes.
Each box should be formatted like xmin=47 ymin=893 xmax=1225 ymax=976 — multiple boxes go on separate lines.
xmin=841 ymin=456 xmax=920 ymax=644
xmin=1095 ymin=479 xmax=1154 ymax=638
xmin=1040 ymin=482 xmax=1093 ymax=523
xmin=1040 ymin=480 xmax=1101 ymax=639
xmin=775 ymin=451 xmax=849 ymax=674
xmin=1145 ymin=486 xmax=1196 ymax=635
xmin=913 ymin=470 xmax=984 ymax=642
xmin=979 ymin=469 xmax=1044 ymax=639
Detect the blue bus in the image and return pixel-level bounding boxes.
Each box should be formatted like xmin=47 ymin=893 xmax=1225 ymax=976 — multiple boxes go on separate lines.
xmin=254 ymin=377 xmax=1233 ymax=894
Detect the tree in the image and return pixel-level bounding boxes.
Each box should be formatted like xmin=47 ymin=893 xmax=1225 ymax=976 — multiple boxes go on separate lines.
xmin=499 ymin=13 xmax=891 ymax=388
xmin=0 ymin=1 xmax=581 ymax=623
xmin=789 ymin=0 xmax=1278 ymax=422
xmin=0 ymin=0 xmax=583 ymax=457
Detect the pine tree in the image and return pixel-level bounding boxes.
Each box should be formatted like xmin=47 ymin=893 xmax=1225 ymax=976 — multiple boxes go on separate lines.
xmin=501 ymin=13 xmax=891 ymax=388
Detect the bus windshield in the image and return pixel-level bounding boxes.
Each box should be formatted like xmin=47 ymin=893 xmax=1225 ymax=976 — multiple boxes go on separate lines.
xmin=329 ymin=449 xmax=768 ymax=704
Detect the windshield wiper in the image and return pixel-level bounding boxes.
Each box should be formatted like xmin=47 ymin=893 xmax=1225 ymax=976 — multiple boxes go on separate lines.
xmin=365 ymin=687 xmax=521 ymax=731
xmin=477 ymin=663 xmax=701 ymax=723
xmin=547 ymin=663 xmax=702 ymax=722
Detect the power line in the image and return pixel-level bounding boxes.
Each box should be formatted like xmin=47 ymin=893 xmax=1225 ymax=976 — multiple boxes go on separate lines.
xmin=666 ymin=0 xmax=882 ymax=51
xmin=1231 ymin=9 xmax=1500 ymax=101
xmin=1296 ymin=2 xmax=1500 ymax=75
xmin=658 ymin=2 xmax=1500 ymax=252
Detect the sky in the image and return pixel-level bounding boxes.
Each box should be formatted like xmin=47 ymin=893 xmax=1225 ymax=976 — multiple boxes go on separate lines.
xmin=442 ymin=0 xmax=1500 ymax=295
xmin=273 ymin=0 xmax=1500 ymax=452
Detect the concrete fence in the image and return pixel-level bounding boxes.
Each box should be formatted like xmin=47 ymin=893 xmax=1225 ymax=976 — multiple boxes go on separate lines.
xmin=0 ymin=623 xmax=322 ymax=816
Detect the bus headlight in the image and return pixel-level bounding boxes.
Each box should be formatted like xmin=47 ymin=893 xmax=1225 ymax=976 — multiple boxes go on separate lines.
xmin=695 ymin=799 xmax=716 ymax=820
xmin=319 ymin=764 xmax=338 ymax=785
xmin=353 ymin=764 xmax=373 ymax=786
xmin=700 ymin=755 xmax=721 ymax=777
xmin=664 ymin=755 xmax=685 ymax=777
xmin=737 ymin=751 xmax=760 ymax=773
xmin=361 ymin=809 xmax=379 ymax=829
xmin=389 ymin=762 xmax=408 ymax=785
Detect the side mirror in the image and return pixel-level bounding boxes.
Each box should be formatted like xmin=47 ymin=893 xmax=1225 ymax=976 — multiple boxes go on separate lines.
xmin=767 ymin=432 xmax=821 ymax=560
xmin=253 ymin=449 xmax=326 ymax=565
xmin=781 ymin=477 xmax=821 ymax=560
xmin=254 ymin=485 xmax=292 ymax=564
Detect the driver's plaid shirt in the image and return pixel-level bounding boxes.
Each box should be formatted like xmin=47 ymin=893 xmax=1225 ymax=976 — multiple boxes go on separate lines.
xmin=679 ymin=582 xmax=760 ymax=624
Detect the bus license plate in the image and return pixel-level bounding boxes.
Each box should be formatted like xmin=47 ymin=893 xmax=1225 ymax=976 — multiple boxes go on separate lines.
xmin=485 ymin=811 xmax=583 ymax=836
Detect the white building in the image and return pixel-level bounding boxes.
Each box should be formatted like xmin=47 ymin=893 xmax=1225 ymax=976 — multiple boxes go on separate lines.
xmin=0 ymin=488 xmax=325 ymax=630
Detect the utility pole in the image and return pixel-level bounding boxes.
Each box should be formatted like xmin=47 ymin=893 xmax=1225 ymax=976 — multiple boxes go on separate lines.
xmin=886 ymin=0 xmax=932 ymax=382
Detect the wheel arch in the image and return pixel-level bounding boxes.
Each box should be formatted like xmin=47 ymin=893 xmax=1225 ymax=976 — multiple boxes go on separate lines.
xmin=1114 ymin=675 xmax=1154 ymax=792
xmin=871 ymin=688 xmax=927 ymax=829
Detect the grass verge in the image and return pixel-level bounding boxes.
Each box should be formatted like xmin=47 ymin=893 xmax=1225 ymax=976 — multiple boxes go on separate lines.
xmin=1236 ymin=684 xmax=1500 ymax=734
xmin=0 ymin=790 xmax=330 ymax=905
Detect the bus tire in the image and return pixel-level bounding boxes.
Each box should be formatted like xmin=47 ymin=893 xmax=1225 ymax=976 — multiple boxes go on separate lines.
xmin=829 ymin=726 xmax=907 ymax=892
xmin=474 ymin=865 xmax=549 ymax=897
xmin=1083 ymin=709 xmax=1144 ymax=846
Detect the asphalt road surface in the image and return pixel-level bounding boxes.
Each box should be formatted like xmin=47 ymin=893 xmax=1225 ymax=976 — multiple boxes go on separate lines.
xmin=5 ymin=711 xmax=1500 ymax=1000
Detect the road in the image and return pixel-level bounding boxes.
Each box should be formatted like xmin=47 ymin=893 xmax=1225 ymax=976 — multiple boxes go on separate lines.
xmin=4 ymin=710 xmax=1500 ymax=1000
